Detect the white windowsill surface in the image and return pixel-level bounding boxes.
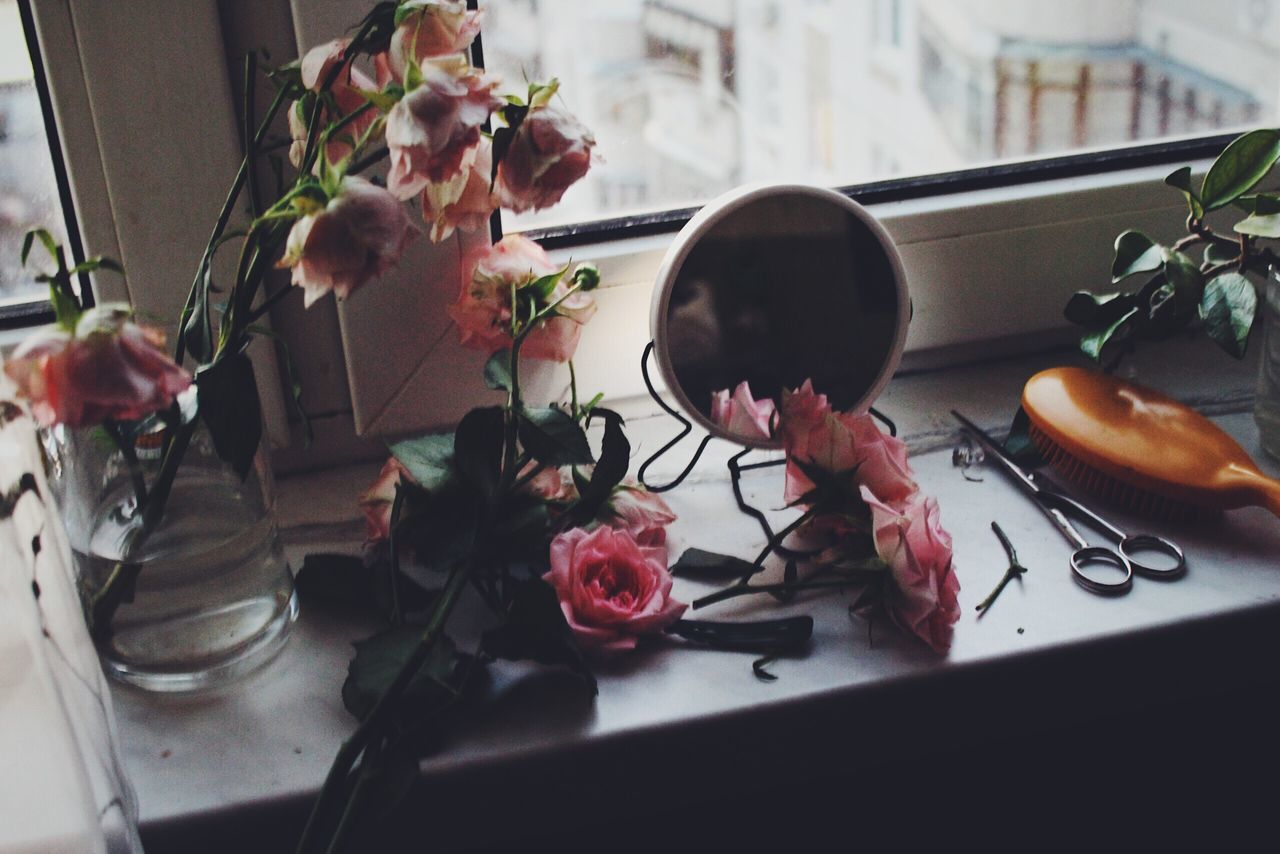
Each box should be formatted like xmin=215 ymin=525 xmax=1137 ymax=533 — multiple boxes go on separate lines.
xmin=109 ymin=339 xmax=1280 ymax=849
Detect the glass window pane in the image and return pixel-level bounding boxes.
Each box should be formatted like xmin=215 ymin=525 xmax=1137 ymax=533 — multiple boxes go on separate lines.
xmin=1 ymin=0 xmax=71 ymax=306
xmin=481 ymin=0 xmax=1280 ymax=231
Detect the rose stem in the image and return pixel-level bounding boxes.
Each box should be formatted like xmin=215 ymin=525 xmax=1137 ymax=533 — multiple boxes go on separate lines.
xmin=975 ymin=521 xmax=1028 ymax=616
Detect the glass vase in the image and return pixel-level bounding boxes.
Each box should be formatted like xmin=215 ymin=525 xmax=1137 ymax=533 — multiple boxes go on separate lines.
xmin=41 ymin=413 xmax=297 ymax=692
xmin=1257 ymin=272 xmax=1280 ymax=462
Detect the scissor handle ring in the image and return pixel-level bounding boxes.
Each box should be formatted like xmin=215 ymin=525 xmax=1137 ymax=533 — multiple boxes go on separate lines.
xmin=1119 ymin=534 xmax=1187 ymax=579
xmin=1070 ymin=547 xmax=1134 ymax=595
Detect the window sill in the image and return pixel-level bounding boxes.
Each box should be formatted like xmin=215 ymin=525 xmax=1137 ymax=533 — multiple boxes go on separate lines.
xmin=108 ymin=339 xmax=1280 ymax=849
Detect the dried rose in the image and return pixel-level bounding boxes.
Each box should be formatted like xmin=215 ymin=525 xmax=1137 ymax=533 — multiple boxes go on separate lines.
xmin=278 ymin=175 xmax=419 ymax=308
xmin=386 ymin=1 xmax=482 ymax=80
xmin=288 ymin=39 xmax=379 ymax=170
xmin=385 ymin=55 xmax=502 ymax=200
xmin=4 ymin=306 xmax=191 ymax=429
xmin=710 ymin=380 xmax=777 ymax=443
xmin=495 ymin=85 xmax=597 ymax=213
xmin=420 ymin=136 xmax=496 ymax=243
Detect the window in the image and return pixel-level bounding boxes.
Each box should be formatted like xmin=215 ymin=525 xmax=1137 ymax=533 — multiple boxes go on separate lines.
xmin=22 ymin=0 xmax=1280 ymax=463
xmin=0 ymin=0 xmax=82 ymax=326
xmin=480 ymin=0 xmax=1279 ymax=234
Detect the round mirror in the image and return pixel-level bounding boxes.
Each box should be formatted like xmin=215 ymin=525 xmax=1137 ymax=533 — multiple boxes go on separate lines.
xmin=649 ymin=183 xmax=910 ymax=449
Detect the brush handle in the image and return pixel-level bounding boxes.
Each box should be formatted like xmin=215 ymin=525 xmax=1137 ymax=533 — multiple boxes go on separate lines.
xmin=1228 ymin=464 xmax=1280 ymax=517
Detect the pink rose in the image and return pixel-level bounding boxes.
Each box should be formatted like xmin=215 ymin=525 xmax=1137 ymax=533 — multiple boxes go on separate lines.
xmin=358 ymin=457 xmax=414 ymax=542
xmin=288 ymin=39 xmax=379 ymax=170
xmin=447 ymin=234 xmax=597 ymax=363
xmin=864 ymin=487 xmax=960 ymax=654
xmin=495 ymin=93 xmax=597 ymax=213
xmin=420 ymin=136 xmax=496 ymax=243
xmin=598 ymin=481 xmax=677 ymax=547
xmin=278 ymin=175 xmax=418 ymax=307
xmin=4 ymin=306 xmax=191 ymax=429
xmin=710 ymin=380 xmax=776 ymax=442
xmin=778 ymin=380 xmax=916 ymax=506
xmin=386 ymin=1 xmax=482 ymax=81
xmin=385 ymin=56 xmax=502 ymax=199
xmin=544 ymin=525 xmax=687 ymax=656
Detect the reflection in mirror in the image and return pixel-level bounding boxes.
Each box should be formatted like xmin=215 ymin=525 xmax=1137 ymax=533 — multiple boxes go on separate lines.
xmin=652 ymin=184 xmax=909 ymax=448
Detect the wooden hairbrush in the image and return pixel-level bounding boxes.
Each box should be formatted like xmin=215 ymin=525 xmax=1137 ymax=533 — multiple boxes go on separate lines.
xmin=1021 ymin=366 xmax=1280 ymax=520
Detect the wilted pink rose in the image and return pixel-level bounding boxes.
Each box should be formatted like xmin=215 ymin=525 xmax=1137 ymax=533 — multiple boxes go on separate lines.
xmin=420 ymin=136 xmax=496 ymax=243
xmin=778 ymin=380 xmax=916 ymax=507
xmin=358 ymin=457 xmax=414 ymax=542
xmin=598 ymin=481 xmax=677 ymax=547
xmin=4 ymin=306 xmax=191 ymax=429
xmin=864 ymin=487 xmax=960 ymax=654
xmin=386 ymin=1 xmax=482 ymax=80
xmin=448 ymin=234 xmax=597 ymax=363
xmin=545 ymin=525 xmax=687 ymax=656
xmin=710 ymin=380 xmax=776 ymax=442
xmin=278 ymin=175 xmax=418 ymax=307
xmin=385 ymin=56 xmax=502 ymax=199
xmin=495 ymin=95 xmax=597 ymax=213
xmin=288 ymin=39 xmax=379 ymax=169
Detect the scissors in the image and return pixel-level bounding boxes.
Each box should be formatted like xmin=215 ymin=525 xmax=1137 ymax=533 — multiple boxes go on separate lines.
xmin=952 ymin=410 xmax=1186 ymax=595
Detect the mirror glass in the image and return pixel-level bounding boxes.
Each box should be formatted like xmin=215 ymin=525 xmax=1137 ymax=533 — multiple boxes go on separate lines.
xmin=650 ymin=184 xmax=909 ymax=449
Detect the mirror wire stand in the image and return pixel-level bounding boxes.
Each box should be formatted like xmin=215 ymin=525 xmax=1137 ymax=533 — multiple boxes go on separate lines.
xmin=636 ymin=341 xmax=897 ymax=559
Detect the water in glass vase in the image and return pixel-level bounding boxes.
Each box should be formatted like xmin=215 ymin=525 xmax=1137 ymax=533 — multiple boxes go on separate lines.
xmin=45 ymin=423 xmax=298 ymax=692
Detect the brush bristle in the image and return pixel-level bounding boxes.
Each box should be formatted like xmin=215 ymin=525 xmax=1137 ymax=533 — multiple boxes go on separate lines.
xmin=1026 ymin=422 xmax=1219 ymax=523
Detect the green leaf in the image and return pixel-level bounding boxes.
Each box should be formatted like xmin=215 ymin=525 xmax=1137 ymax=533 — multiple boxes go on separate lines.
xmin=490 ymin=103 xmax=530 ymax=181
xmin=518 ymin=406 xmax=593 ymax=467
xmin=389 ymin=433 xmax=455 ymax=492
xmin=1201 ymin=129 xmax=1280 ymax=211
xmin=1165 ymin=166 xmax=1204 ymax=220
xmin=1111 ymin=231 xmax=1164 ymax=283
xmin=481 ymin=579 xmax=597 ymax=695
xmin=1199 ymin=272 xmax=1258 ymax=359
xmin=671 ymin=547 xmax=758 ymax=579
xmin=1235 ymin=211 xmax=1280 ymax=238
xmin=342 ymin=626 xmax=471 ymax=721
xmin=453 ymin=406 xmax=505 ymax=498
xmin=567 ymin=408 xmax=629 ymax=526
xmin=295 ymin=552 xmax=439 ymax=621
xmin=1160 ymin=248 xmax=1204 ymax=321
xmin=21 ymin=228 xmax=57 ymax=267
xmin=196 ymin=352 xmax=262 ymax=479
xmin=483 ymin=350 xmax=512 ymax=391
xmin=669 ymin=616 xmax=814 ymax=652
xmin=355 ymin=86 xmax=400 ymax=112
xmin=1080 ymin=306 xmax=1138 ymax=362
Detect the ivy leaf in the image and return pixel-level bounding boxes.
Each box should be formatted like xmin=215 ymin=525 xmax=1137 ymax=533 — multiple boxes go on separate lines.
xmin=1199 ymin=272 xmax=1258 ymax=359
xmin=1080 ymin=306 xmax=1138 ymax=362
xmin=1160 ymin=248 xmax=1204 ymax=322
xmin=1063 ymin=290 xmax=1133 ymax=326
xmin=518 ymin=406 xmax=593 ymax=467
xmin=483 ymin=350 xmax=512 ymax=391
xmin=481 ymin=579 xmax=597 ymax=695
xmin=567 ymin=408 xmax=628 ymax=526
xmin=1234 ymin=211 xmax=1280 ymax=239
xmin=1204 ymin=242 xmax=1239 ymax=266
xmin=342 ymin=627 xmax=472 ymax=721
xmin=453 ymin=406 xmax=505 ymax=499
xmin=1111 ymin=231 xmax=1164 ymax=283
xmin=1201 ymin=129 xmax=1280 ymax=212
xmin=1164 ymin=166 xmax=1204 ymax=220
xmin=196 ymin=352 xmax=262 ymax=479
xmin=670 ymin=547 xmax=759 ymax=579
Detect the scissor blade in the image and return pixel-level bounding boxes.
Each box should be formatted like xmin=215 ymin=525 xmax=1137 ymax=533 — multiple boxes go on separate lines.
xmin=951 ymin=410 xmax=1042 ymax=495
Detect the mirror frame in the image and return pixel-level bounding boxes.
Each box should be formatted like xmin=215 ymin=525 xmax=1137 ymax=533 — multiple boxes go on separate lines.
xmin=649 ymin=182 xmax=911 ymax=449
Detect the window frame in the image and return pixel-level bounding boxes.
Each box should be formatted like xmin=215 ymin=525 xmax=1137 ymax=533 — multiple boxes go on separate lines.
xmin=21 ymin=0 xmax=1263 ymax=461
